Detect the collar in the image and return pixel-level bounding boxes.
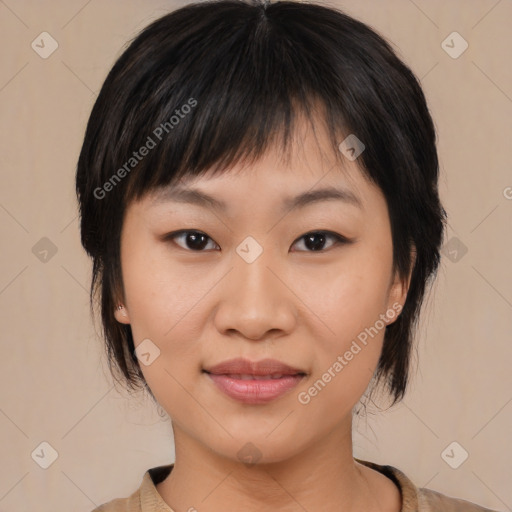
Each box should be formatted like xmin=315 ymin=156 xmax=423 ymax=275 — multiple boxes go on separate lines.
xmin=139 ymin=458 xmax=419 ymax=511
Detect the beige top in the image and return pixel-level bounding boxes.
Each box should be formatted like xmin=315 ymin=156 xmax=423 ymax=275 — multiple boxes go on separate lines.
xmin=91 ymin=458 xmax=498 ymax=511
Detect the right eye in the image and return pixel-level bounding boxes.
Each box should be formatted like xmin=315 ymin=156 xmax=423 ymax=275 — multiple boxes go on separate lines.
xmin=163 ymin=230 xmax=220 ymax=251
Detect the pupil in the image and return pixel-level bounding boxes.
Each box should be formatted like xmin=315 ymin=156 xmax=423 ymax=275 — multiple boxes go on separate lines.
xmin=306 ymin=233 xmax=325 ymax=251
xmin=188 ymin=233 xmax=208 ymax=250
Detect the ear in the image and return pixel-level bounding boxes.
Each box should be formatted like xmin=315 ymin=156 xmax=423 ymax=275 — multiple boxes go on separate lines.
xmin=112 ymin=280 xmax=131 ymax=324
xmin=114 ymin=304 xmax=131 ymax=324
xmin=113 ymin=287 xmax=131 ymax=324
xmin=386 ymin=248 xmax=416 ymax=324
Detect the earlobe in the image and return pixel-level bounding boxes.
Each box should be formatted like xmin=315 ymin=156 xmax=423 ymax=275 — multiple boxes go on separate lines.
xmin=387 ymin=248 xmax=416 ymax=322
xmin=389 ymin=278 xmax=407 ymax=313
xmin=114 ymin=304 xmax=130 ymax=324
xmin=385 ymin=279 xmax=407 ymax=326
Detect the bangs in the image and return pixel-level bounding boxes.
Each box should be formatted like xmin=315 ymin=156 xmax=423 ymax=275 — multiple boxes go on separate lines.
xmin=122 ymin=91 xmax=350 ymax=208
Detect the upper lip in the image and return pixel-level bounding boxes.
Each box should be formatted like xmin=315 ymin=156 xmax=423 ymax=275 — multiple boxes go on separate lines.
xmin=203 ymin=358 xmax=307 ymax=376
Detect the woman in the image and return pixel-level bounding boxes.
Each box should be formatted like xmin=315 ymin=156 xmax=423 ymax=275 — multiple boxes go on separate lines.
xmin=76 ymin=1 xmax=498 ymax=510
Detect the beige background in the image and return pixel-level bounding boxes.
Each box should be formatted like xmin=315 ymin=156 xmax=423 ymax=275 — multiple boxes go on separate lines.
xmin=0 ymin=0 xmax=511 ymax=510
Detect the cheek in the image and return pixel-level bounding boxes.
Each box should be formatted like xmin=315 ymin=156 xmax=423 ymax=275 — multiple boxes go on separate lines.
xmin=120 ymin=235 xmax=205 ymax=338
xmin=299 ymin=247 xmax=392 ymax=342
xmin=120 ymin=243 xmax=218 ymax=402
xmin=294 ymin=248 xmax=393 ymax=411
xmin=293 ymin=262 xmax=391 ymax=424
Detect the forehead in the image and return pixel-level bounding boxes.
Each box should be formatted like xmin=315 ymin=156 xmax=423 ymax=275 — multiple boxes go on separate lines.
xmin=132 ymin=111 xmax=383 ymax=218
xmin=140 ymin=155 xmax=387 ymax=229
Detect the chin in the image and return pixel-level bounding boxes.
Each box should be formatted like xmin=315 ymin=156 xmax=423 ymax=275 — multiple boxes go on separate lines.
xmin=205 ymin=432 xmax=307 ymax=467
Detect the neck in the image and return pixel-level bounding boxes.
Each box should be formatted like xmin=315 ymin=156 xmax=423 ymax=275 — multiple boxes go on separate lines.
xmin=156 ymin=419 xmax=398 ymax=512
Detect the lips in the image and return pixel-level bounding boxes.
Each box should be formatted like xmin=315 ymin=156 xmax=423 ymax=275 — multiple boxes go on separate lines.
xmin=203 ymin=357 xmax=307 ymax=377
xmin=203 ymin=358 xmax=307 ymax=404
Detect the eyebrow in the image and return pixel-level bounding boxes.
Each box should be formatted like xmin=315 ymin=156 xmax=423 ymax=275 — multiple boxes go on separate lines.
xmin=150 ymin=184 xmax=363 ymax=213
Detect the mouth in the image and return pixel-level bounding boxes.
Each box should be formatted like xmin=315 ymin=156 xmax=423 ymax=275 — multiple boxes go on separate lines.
xmin=202 ymin=358 xmax=308 ymax=404
xmin=203 ymin=357 xmax=308 ymax=377
xmin=202 ymin=372 xmax=306 ymax=380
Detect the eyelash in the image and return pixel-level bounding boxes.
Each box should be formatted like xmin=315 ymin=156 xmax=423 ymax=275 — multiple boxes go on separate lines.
xmin=163 ymin=230 xmax=351 ymax=253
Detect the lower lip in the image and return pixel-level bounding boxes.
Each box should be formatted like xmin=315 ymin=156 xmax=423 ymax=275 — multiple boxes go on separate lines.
xmin=205 ymin=372 xmax=305 ymax=404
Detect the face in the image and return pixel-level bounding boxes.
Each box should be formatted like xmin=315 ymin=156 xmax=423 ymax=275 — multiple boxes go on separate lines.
xmin=114 ymin=120 xmax=409 ymax=465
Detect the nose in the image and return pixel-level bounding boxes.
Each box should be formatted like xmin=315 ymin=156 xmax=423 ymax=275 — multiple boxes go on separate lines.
xmin=213 ymin=248 xmax=297 ymax=341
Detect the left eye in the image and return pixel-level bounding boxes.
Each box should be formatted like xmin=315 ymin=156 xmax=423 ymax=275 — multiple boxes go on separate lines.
xmin=291 ymin=231 xmax=348 ymax=252
xmin=165 ymin=230 xmax=349 ymax=252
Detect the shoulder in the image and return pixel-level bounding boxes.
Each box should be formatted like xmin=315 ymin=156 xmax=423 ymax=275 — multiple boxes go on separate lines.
xmin=88 ymin=464 xmax=174 ymax=512
xmin=87 ymin=471 xmax=144 ymax=512
xmin=418 ymin=487 xmax=500 ymax=512
xmin=89 ymin=490 xmax=141 ymax=512
xmin=354 ymin=458 xmax=499 ymax=512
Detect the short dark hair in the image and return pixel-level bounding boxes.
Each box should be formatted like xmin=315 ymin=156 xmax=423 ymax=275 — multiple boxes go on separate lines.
xmin=76 ymin=0 xmax=446 ymax=406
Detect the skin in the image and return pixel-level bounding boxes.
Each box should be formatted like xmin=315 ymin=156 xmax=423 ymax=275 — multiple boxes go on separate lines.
xmin=114 ymin=118 xmax=412 ymax=512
